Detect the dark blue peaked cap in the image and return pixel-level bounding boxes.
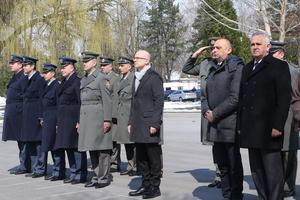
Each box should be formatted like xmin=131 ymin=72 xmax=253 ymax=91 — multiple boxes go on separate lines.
xmin=22 ymin=56 xmax=38 ymax=65
xmin=9 ymin=55 xmax=23 ymax=63
xmin=42 ymin=63 xmax=57 ymax=72
xmin=59 ymin=57 xmax=77 ymax=67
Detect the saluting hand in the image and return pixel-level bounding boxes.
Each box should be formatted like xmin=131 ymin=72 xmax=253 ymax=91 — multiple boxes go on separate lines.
xmin=271 ymin=129 xmax=282 ymax=137
xmin=192 ymin=46 xmax=212 ymax=58
xmin=103 ymin=122 xmax=111 ymax=133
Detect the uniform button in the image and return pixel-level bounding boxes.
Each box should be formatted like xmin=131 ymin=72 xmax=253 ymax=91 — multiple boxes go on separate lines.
xmin=250 ymin=106 xmax=254 ymax=110
xmin=242 ymin=106 xmax=246 ymax=110
xmin=245 ymin=82 xmax=248 ymax=85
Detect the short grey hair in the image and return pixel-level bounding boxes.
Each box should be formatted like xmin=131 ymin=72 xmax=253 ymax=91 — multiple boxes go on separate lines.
xmin=251 ymin=32 xmax=271 ymax=44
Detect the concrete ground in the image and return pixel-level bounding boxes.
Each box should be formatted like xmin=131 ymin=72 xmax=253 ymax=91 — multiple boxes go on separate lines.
xmin=0 ymin=112 xmax=299 ymax=200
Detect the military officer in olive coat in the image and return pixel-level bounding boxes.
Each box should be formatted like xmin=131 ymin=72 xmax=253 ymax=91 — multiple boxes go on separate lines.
xmin=55 ymin=57 xmax=87 ymax=184
xmin=2 ymin=55 xmax=28 ymax=175
xmin=115 ymin=56 xmax=137 ymax=176
xmin=77 ymin=52 xmax=112 ymax=188
xmin=99 ymin=56 xmax=121 ymax=172
xmin=270 ymin=41 xmax=300 ymax=198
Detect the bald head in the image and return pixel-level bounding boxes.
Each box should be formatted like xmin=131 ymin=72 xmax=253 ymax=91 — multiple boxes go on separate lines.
xmin=134 ymin=50 xmax=151 ymax=71
xmin=211 ymin=38 xmax=232 ymax=62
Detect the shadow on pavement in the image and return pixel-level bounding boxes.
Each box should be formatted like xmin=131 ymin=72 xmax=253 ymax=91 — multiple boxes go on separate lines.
xmin=175 ymin=168 xmax=215 ymax=183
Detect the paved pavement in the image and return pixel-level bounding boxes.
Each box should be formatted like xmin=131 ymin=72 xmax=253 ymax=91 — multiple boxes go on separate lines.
xmin=0 ymin=112 xmax=299 ymax=200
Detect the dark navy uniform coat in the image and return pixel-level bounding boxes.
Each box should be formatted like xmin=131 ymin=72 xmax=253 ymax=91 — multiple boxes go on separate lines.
xmin=41 ymin=79 xmax=60 ymax=152
xmin=21 ymin=71 xmax=46 ymax=142
xmin=55 ymin=73 xmax=81 ymax=149
xmin=2 ymin=70 xmax=25 ymax=141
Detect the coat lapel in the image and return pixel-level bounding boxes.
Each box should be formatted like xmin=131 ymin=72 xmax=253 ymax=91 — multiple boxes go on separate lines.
xmin=43 ymin=79 xmax=58 ymax=96
xmin=81 ymin=69 xmax=99 ymax=89
xmin=58 ymin=73 xmax=77 ymax=95
xmin=118 ymin=73 xmax=134 ymax=93
xmin=246 ymin=54 xmax=272 ymax=81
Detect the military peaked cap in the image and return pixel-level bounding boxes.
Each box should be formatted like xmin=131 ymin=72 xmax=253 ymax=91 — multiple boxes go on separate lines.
xmin=59 ymin=57 xmax=77 ymax=67
xmin=99 ymin=56 xmax=114 ymax=66
xmin=42 ymin=63 xmax=57 ymax=73
xmin=118 ymin=56 xmax=134 ymax=65
xmin=9 ymin=55 xmax=23 ymax=63
xmin=81 ymin=51 xmax=99 ymax=62
xmin=22 ymin=56 xmax=38 ymax=65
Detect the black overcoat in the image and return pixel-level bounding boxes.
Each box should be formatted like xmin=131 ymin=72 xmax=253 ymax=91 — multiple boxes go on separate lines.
xmin=2 ymin=70 xmax=25 ymax=141
xmin=41 ymin=79 xmax=60 ymax=152
xmin=54 ymin=73 xmax=81 ymax=149
xmin=21 ymin=71 xmax=46 ymax=142
xmin=128 ymin=68 xmax=164 ymax=143
xmin=238 ymin=54 xmax=291 ymax=150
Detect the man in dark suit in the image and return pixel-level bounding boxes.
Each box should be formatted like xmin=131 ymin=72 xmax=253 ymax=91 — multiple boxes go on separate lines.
xmin=238 ymin=32 xmax=291 ymax=200
xmin=270 ymin=41 xmax=300 ymax=198
xmin=21 ymin=56 xmax=47 ymax=178
xmin=201 ymin=38 xmax=244 ymax=200
xmin=40 ymin=63 xmax=64 ymax=181
xmin=2 ymin=55 xmax=28 ymax=175
xmin=128 ymin=50 xmax=164 ymax=199
xmin=54 ymin=57 xmax=87 ymax=184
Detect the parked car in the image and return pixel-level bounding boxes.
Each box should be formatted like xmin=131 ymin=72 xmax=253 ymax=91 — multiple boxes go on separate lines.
xmin=164 ymin=90 xmax=175 ymax=100
xmin=194 ymin=89 xmax=201 ymax=100
xmin=167 ymin=90 xmax=197 ymax=102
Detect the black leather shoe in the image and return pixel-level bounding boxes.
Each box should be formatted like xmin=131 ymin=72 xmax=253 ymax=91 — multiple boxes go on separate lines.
xmin=14 ymin=170 xmax=28 ymax=175
xmin=128 ymin=171 xmax=138 ymax=176
xmin=63 ymin=178 xmax=73 ymax=184
xmin=120 ymin=170 xmax=130 ymax=175
xmin=110 ymin=168 xmax=119 ymax=173
xmin=129 ymin=187 xmax=148 ymax=196
xmin=71 ymin=180 xmax=84 ymax=185
xmin=50 ymin=176 xmax=64 ymax=181
xmin=9 ymin=170 xmax=17 ymax=174
xmin=142 ymin=188 xmax=161 ymax=199
xmin=44 ymin=175 xmax=53 ymax=180
xmin=84 ymin=182 xmax=98 ymax=188
xmin=25 ymin=173 xmax=34 ymax=177
xmin=284 ymin=190 xmax=295 ymax=197
xmin=31 ymin=173 xmax=44 ymax=178
xmin=94 ymin=182 xmax=110 ymax=188
xmin=208 ymin=180 xmax=221 ymax=188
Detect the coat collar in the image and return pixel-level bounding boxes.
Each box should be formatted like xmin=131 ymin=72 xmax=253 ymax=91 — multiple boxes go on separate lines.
xmin=80 ymin=68 xmax=100 ymax=88
xmin=246 ymin=54 xmax=272 ymax=80
xmin=133 ymin=67 xmax=153 ymax=96
xmin=58 ymin=72 xmax=77 ymax=95
xmin=118 ymin=72 xmax=134 ymax=92
xmin=43 ymin=79 xmax=58 ymax=96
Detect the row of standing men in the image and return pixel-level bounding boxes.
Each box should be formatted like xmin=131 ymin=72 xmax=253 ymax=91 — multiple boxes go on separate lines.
xmin=2 ymin=50 xmax=164 ymax=199
xmin=182 ymin=33 xmax=299 ymax=200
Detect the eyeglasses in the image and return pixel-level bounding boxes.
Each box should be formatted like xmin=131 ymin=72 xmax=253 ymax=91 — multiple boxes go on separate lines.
xmin=133 ymin=57 xmax=148 ymax=60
